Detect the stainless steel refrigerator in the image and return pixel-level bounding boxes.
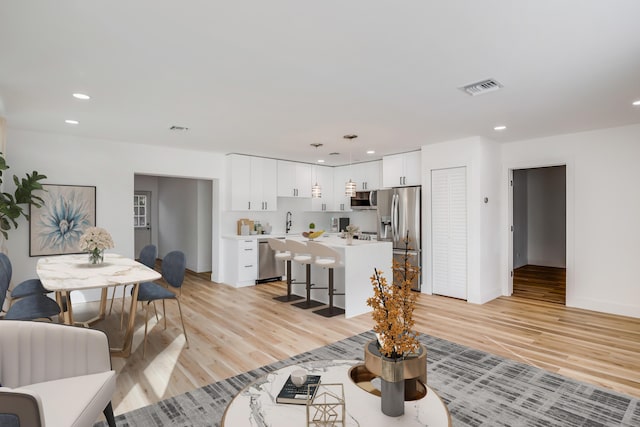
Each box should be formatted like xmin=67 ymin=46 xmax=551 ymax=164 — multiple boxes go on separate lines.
xmin=373 ymin=186 xmax=421 ymax=291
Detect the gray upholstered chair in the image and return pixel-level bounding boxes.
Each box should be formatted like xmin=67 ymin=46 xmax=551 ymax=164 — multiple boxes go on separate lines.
xmin=0 ymin=252 xmax=49 ymax=304
xmin=0 ymin=320 xmax=117 ymax=427
xmin=109 ymin=244 xmax=157 ymax=328
xmin=0 ymin=253 xmax=60 ymax=321
xmin=135 ymin=250 xmax=189 ymax=357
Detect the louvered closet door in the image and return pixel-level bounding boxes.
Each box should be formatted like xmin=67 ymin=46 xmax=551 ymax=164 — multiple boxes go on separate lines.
xmin=431 ymin=167 xmax=467 ymax=299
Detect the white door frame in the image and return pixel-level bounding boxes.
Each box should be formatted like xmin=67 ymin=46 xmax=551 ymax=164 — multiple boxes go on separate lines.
xmin=503 ymin=161 xmax=573 ymax=304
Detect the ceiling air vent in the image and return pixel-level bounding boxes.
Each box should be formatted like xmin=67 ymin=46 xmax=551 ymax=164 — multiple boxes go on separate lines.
xmin=459 ymin=78 xmax=503 ymax=96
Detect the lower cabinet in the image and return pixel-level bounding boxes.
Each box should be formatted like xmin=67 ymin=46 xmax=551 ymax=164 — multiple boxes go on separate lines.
xmin=224 ymin=238 xmax=257 ymax=287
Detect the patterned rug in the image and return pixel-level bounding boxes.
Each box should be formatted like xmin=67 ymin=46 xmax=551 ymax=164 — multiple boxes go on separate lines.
xmin=94 ymin=331 xmax=639 ymax=426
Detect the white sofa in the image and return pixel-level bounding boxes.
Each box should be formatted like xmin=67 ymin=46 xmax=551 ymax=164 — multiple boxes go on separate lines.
xmin=0 ymin=320 xmax=116 ymax=427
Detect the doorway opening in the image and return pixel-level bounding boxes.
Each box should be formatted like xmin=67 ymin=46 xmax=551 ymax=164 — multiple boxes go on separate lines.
xmin=134 ymin=174 xmax=215 ymax=277
xmin=511 ymin=166 xmax=566 ymax=305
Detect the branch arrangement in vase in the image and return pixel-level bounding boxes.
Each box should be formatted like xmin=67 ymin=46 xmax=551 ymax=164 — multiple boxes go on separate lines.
xmin=367 ymin=230 xmax=420 ymax=358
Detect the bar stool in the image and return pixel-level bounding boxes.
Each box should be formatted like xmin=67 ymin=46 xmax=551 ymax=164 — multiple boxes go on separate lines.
xmin=268 ymin=238 xmax=303 ymax=302
xmin=307 ymin=241 xmax=345 ymax=317
xmin=286 ymin=239 xmax=325 ymax=309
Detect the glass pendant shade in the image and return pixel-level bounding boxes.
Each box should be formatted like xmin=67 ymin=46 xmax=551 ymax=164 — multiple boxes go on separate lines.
xmin=312 ymin=182 xmax=322 ymax=198
xmin=345 ymin=179 xmax=357 ymax=197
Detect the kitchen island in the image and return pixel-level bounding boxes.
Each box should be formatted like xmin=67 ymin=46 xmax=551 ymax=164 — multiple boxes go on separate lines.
xmin=287 ymin=235 xmax=392 ymax=318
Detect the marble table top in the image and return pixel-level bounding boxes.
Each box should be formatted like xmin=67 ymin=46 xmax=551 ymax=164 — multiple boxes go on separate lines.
xmin=222 ymin=360 xmax=451 ymax=427
xmin=36 ymin=253 xmax=161 ymax=292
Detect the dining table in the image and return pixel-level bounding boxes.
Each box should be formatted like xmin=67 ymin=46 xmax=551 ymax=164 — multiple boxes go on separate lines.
xmin=36 ymin=253 xmax=161 ymax=357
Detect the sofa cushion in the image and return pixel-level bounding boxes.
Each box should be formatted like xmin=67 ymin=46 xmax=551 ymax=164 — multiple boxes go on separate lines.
xmin=15 ymin=371 xmax=116 ymax=427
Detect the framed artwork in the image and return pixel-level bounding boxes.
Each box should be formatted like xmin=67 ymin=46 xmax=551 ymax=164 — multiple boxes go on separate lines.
xmin=29 ymin=184 xmax=97 ymax=257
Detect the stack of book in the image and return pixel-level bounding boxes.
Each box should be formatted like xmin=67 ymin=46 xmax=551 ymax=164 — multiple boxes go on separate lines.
xmin=276 ymin=374 xmax=321 ymax=405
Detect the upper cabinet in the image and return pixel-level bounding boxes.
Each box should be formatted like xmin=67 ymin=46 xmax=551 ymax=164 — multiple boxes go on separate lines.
xmin=227 ymin=154 xmax=277 ymax=211
xmin=310 ymin=165 xmax=334 ymax=212
xmin=351 ymin=161 xmax=381 ymax=191
xmin=382 ymin=151 xmax=421 ymax=187
xmin=277 ymin=160 xmax=312 ymax=198
xmin=331 ymin=166 xmax=353 ymax=212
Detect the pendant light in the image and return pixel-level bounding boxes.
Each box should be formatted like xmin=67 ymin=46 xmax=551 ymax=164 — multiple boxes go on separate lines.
xmin=344 ymin=134 xmax=357 ymax=196
xmin=310 ymin=143 xmax=323 ymax=198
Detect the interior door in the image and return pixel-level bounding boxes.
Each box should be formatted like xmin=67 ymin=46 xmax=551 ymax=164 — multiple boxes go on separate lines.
xmin=134 ymin=191 xmax=152 ymax=256
xmin=431 ymin=167 xmax=467 ymax=300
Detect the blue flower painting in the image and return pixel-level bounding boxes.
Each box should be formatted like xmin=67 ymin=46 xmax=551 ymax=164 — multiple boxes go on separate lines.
xmin=30 ymin=185 xmax=96 ymax=256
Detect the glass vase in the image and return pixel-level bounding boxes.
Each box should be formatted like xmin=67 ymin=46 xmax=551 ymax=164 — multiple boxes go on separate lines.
xmin=88 ymin=249 xmax=104 ymax=265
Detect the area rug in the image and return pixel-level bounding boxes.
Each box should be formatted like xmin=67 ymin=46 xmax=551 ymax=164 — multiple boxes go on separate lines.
xmin=94 ymin=331 xmax=639 ymax=426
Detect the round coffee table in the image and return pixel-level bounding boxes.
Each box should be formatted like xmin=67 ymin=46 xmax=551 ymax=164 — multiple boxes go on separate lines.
xmin=222 ymin=360 xmax=451 ymax=426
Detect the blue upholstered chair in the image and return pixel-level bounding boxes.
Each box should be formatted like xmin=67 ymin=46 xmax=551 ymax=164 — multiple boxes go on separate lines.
xmin=0 ymin=253 xmax=60 ymax=321
xmin=135 ymin=250 xmax=189 ymax=357
xmin=0 ymin=253 xmax=49 ymax=306
xmin=109 ymin=244 xmax=157 ymax=328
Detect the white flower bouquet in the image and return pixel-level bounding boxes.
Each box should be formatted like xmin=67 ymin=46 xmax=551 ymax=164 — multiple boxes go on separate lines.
xmin=345 ymin=224 xmax=359 ymax=237
xmin=79 ymin=227 xmax=114 ymax=264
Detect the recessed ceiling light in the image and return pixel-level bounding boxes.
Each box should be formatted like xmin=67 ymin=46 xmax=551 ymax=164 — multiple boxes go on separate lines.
xmin=72 ymin=93 xmax=90 ymax=100
xmin=366 ymin=150 xmax=375 ymax=155
xmin=65 ymin=119 xmax=79 ymax=125
xmin=317 ymin=159 xmax=325 ymax=163
xmin=633 ymin=100 xmax=640 ymax=106
xmin=494 ymin=125 xmax=507 ymax=131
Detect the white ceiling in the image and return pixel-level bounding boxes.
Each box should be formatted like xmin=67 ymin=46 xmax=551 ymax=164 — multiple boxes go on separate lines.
xmin=1 ymin=1 xmax=639 ymax=166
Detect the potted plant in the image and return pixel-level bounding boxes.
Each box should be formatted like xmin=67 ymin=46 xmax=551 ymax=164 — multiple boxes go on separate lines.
xmin=0 ymin=152 xmax=47 ymax=240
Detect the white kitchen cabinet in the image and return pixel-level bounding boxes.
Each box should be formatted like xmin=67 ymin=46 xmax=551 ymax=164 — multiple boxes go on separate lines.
xmin=228 ymin=155 xmax=277 ymax=211
xmin=277 ymin=160 xmax=312 ymax=198
xmin=382 ymin=151 xmax=421 ymax=187
xmin=332 ymin=166 xmax=353 ymax=212
xmin=311 ymin=165 xmax=334 ymax=212
xmin=224 ymin=238 xmax=258 ymax=287
xmin=351 ymin=160 xmax=381 ymax=190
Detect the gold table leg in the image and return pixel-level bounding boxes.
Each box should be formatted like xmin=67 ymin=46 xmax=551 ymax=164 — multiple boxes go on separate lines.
xmin=73 ymin=287 xmax=108 ymax=328
xmin=110 ymin=282 xmax=139 ymax=358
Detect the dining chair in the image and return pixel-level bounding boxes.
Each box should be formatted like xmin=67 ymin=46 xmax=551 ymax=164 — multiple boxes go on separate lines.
xmin=306 ymin=241 xmax=345 ymax=317
xmin=135 ymin=250 xmax=189 ymax=357
xmin=0 ymin=253 xmax=50 ymax=308
xmin=267 ymin=238 xmax=303 ymax=302
xmin=0 ymin=253 xmax=60 ymax=321
xmin=109 ymin=244 xmax=157 ymax=327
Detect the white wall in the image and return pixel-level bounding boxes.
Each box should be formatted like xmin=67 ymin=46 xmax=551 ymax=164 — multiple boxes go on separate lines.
xmin=158 ymin=177 xmax=199 ymax=270
xmin=501 ymin=123 xmax=640 ymax=318
xmin=421 ymin=136 xmax=502 ymax=304
xmin=526 ymin=166 xmax=566 ymax=268
xmin=6 ymin=129 xmax=225 ymax=302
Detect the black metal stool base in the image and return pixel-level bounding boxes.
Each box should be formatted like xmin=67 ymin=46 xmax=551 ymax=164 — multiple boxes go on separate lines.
xmin=313 ymin=306 xmax=345 ymax=317
xmin=292 ymin=299 xmax=325 ymax=309
xmin=273 ymin=294 xmax=304 ymax=302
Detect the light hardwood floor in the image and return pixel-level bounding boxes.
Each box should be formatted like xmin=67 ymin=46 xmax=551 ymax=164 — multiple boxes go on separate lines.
xmin=77 ymin=270 xmax=640 ymax=417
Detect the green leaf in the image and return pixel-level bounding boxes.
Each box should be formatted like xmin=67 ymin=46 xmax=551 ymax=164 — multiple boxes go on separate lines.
xmin=0 ymin=152 xmax=47 ymax=239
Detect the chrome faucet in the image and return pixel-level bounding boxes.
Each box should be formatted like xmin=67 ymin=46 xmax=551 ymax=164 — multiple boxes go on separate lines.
xmin=286 ymin=211 xmax=292 ymax=234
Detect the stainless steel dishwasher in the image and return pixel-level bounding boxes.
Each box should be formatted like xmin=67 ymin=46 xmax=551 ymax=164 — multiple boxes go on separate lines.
xmin=257 ymin=238 xmax=284 ymax=283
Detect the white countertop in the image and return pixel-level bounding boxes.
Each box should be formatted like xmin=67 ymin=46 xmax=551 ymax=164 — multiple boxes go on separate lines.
xmin=223 ymin=233 xmax=379 ymax=246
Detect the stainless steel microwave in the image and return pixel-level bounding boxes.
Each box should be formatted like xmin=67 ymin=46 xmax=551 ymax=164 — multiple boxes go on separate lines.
xmin=350 ymin=191 xmax=376 ymax=210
